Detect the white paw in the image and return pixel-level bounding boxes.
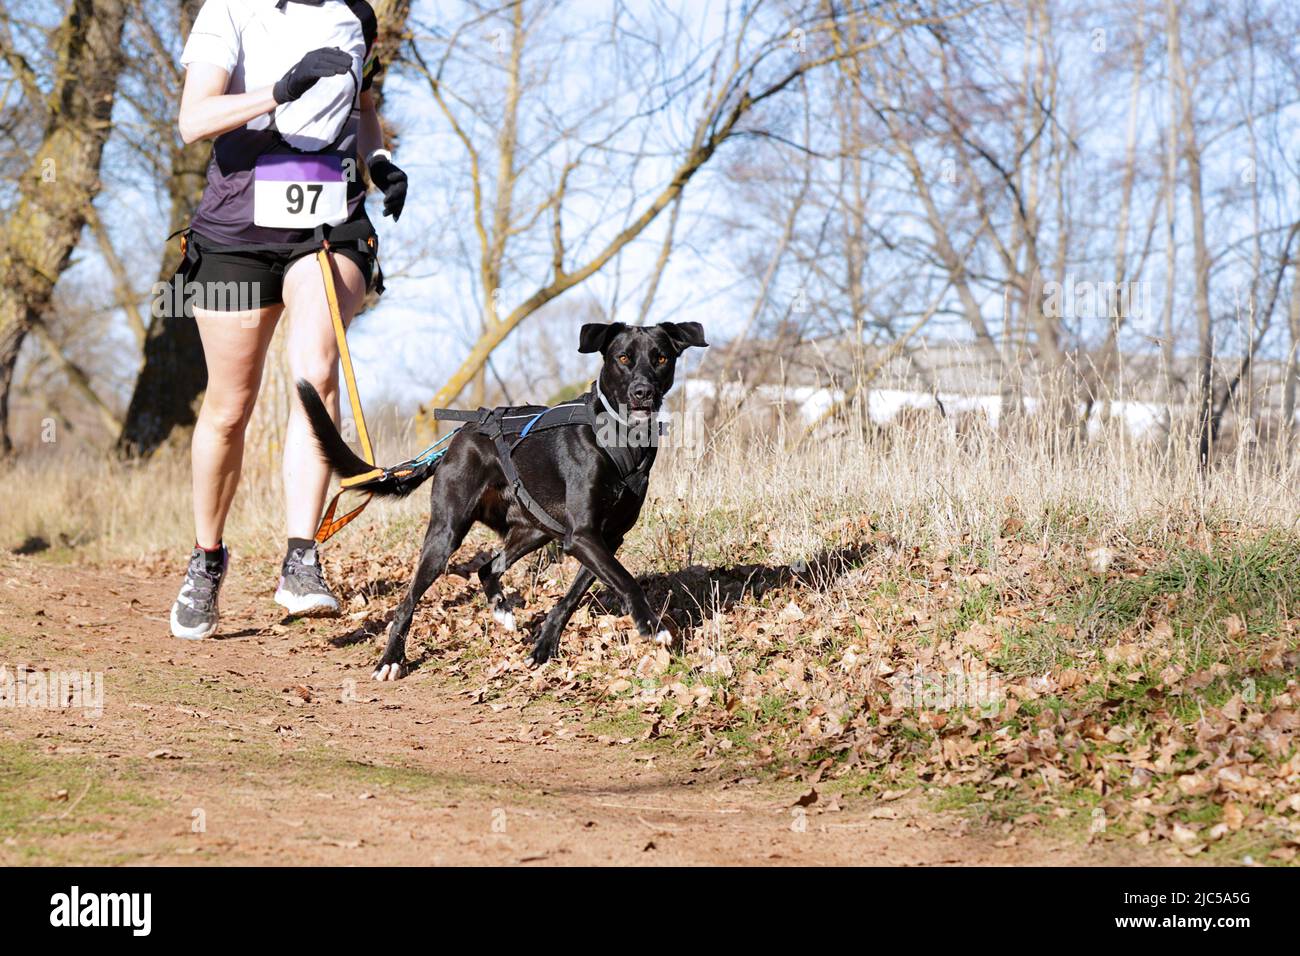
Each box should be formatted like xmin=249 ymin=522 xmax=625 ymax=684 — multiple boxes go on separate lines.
xmin=372 ymin=662 xmax=405 ymax=682
xmin=653 ymin=629 xmax=673 ymax=647
xmin=492 ymin=606 xmax=516 ymax=632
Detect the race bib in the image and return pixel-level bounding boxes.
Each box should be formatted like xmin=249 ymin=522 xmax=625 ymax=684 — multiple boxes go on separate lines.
xmin=253 ymin=153 xmax=348 ymax=229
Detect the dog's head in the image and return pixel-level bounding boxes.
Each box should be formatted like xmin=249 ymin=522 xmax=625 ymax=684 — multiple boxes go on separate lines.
xmin=579 ymin=321 xmax=709 ymax=422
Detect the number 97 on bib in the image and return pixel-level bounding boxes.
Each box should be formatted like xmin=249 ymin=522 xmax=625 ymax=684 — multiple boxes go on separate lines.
xmin=253 ymin=154 xmax=348 ymax=229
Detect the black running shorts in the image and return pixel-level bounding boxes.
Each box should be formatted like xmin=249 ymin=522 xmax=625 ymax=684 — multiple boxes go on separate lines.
xmin=181 ymin=233 xmax=376 ymax=313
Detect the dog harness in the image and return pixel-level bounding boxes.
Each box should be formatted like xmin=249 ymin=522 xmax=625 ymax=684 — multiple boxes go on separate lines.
xmin=329 ymin=386 xmax=666 ymax=539
xmin=433 ymin=387 xmax=666 ymax=537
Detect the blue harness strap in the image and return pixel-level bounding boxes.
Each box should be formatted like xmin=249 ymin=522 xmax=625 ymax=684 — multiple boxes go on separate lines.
xmin=518 ymin=410 xmax=546 ymax=438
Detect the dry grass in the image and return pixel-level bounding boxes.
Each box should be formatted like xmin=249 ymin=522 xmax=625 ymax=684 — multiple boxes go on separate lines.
xmin=2 ymin=396 xmax=1297 ymax=564
xmin=643 ymin=407 xmax=1300 ymax=573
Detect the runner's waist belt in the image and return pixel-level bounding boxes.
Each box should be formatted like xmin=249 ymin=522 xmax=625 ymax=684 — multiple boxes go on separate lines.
xmin=181 ymin=219 xmax=378 ymax=258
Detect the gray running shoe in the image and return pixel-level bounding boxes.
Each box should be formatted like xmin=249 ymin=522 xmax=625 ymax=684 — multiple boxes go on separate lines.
xmin=170 ymin=546 xmax=228 ymax=640
xmin=274 ymin=544 xmax=340 ymax=615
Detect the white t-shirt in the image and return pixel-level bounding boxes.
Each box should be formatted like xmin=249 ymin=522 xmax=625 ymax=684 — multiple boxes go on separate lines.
xmin=182 ymin=0 xmax=375 ymax=150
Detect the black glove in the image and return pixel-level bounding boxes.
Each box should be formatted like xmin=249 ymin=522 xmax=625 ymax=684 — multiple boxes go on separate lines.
xmin=367 ymin=156 xmax=408 ymax=221
xmin=273 ymin=47 xmax=353 ymax=104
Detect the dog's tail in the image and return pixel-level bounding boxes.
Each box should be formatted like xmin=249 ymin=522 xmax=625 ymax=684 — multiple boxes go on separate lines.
xmin=296 ymin=380 xmax=374 ymax=479
xmin=295 ymin=380 xmax=440 ymax=499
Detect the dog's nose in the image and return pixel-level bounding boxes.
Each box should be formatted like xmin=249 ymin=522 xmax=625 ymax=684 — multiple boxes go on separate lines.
xmin=629 ymin=383 xmax=655 ymax=405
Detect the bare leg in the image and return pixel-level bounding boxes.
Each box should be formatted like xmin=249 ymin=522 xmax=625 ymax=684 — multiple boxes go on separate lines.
xmin=191 ymin=305 xmax=282 ymax=548
xmin=279 ymin=252 xmax=368 ymax=540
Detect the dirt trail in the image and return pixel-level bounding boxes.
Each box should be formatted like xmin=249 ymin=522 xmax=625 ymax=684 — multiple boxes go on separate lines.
xmin=0 ymin=554 xmax=1177 ymax=866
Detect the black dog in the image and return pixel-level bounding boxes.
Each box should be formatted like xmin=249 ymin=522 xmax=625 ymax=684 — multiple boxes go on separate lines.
xmin=298 ymin=321 xmax=707 ymax=679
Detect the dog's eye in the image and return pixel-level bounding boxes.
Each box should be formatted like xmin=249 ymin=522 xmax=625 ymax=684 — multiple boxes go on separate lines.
xmin=656 ymin=354 xmax=668 ymax=366
xmin=617 ymin=354 xmax=630 ymax=365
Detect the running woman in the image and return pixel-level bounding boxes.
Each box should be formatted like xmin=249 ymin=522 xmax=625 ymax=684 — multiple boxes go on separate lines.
xmin=169 ymin=0 xmax=408 ymax=639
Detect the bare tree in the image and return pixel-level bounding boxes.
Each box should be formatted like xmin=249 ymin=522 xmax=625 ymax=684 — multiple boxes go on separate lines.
xmin=412 ymin=0 xmax=967 ymax=414
xmin=1286 ymin=255 xmax=1300 ymax=443
xmin=1165 ymin=0 xmax=1213 ymax=466
xmin=0 ymin=0 xmax=130 ymax=455
xmin=115 ymin=0 xmax=209 ymax=457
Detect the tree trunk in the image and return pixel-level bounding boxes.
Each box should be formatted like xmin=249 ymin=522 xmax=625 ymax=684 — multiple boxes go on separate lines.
xmin=1097 ymin=4 xmax=1145 ymax=418
xmin=115 ymin=0 xmax=210 ymax=458
xmin=0 ymin=0 xmax=130 ymax=456
xmin=1158 ymin=0 xmax=1179 ymax=421
xmin=1166 ymin=0 xmax=1213 ymax=468
xmin=1284 ymin=253 xmax=1299 ymax=447
xmin=367 ymin=0 xmax=411 ymax=117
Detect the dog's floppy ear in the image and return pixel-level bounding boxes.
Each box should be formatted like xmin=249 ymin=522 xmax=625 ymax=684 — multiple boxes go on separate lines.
xmin=578 ymin=322 xmax=627 ymax=354
xmin=660 ymin=321 xmax=708 ymax=353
